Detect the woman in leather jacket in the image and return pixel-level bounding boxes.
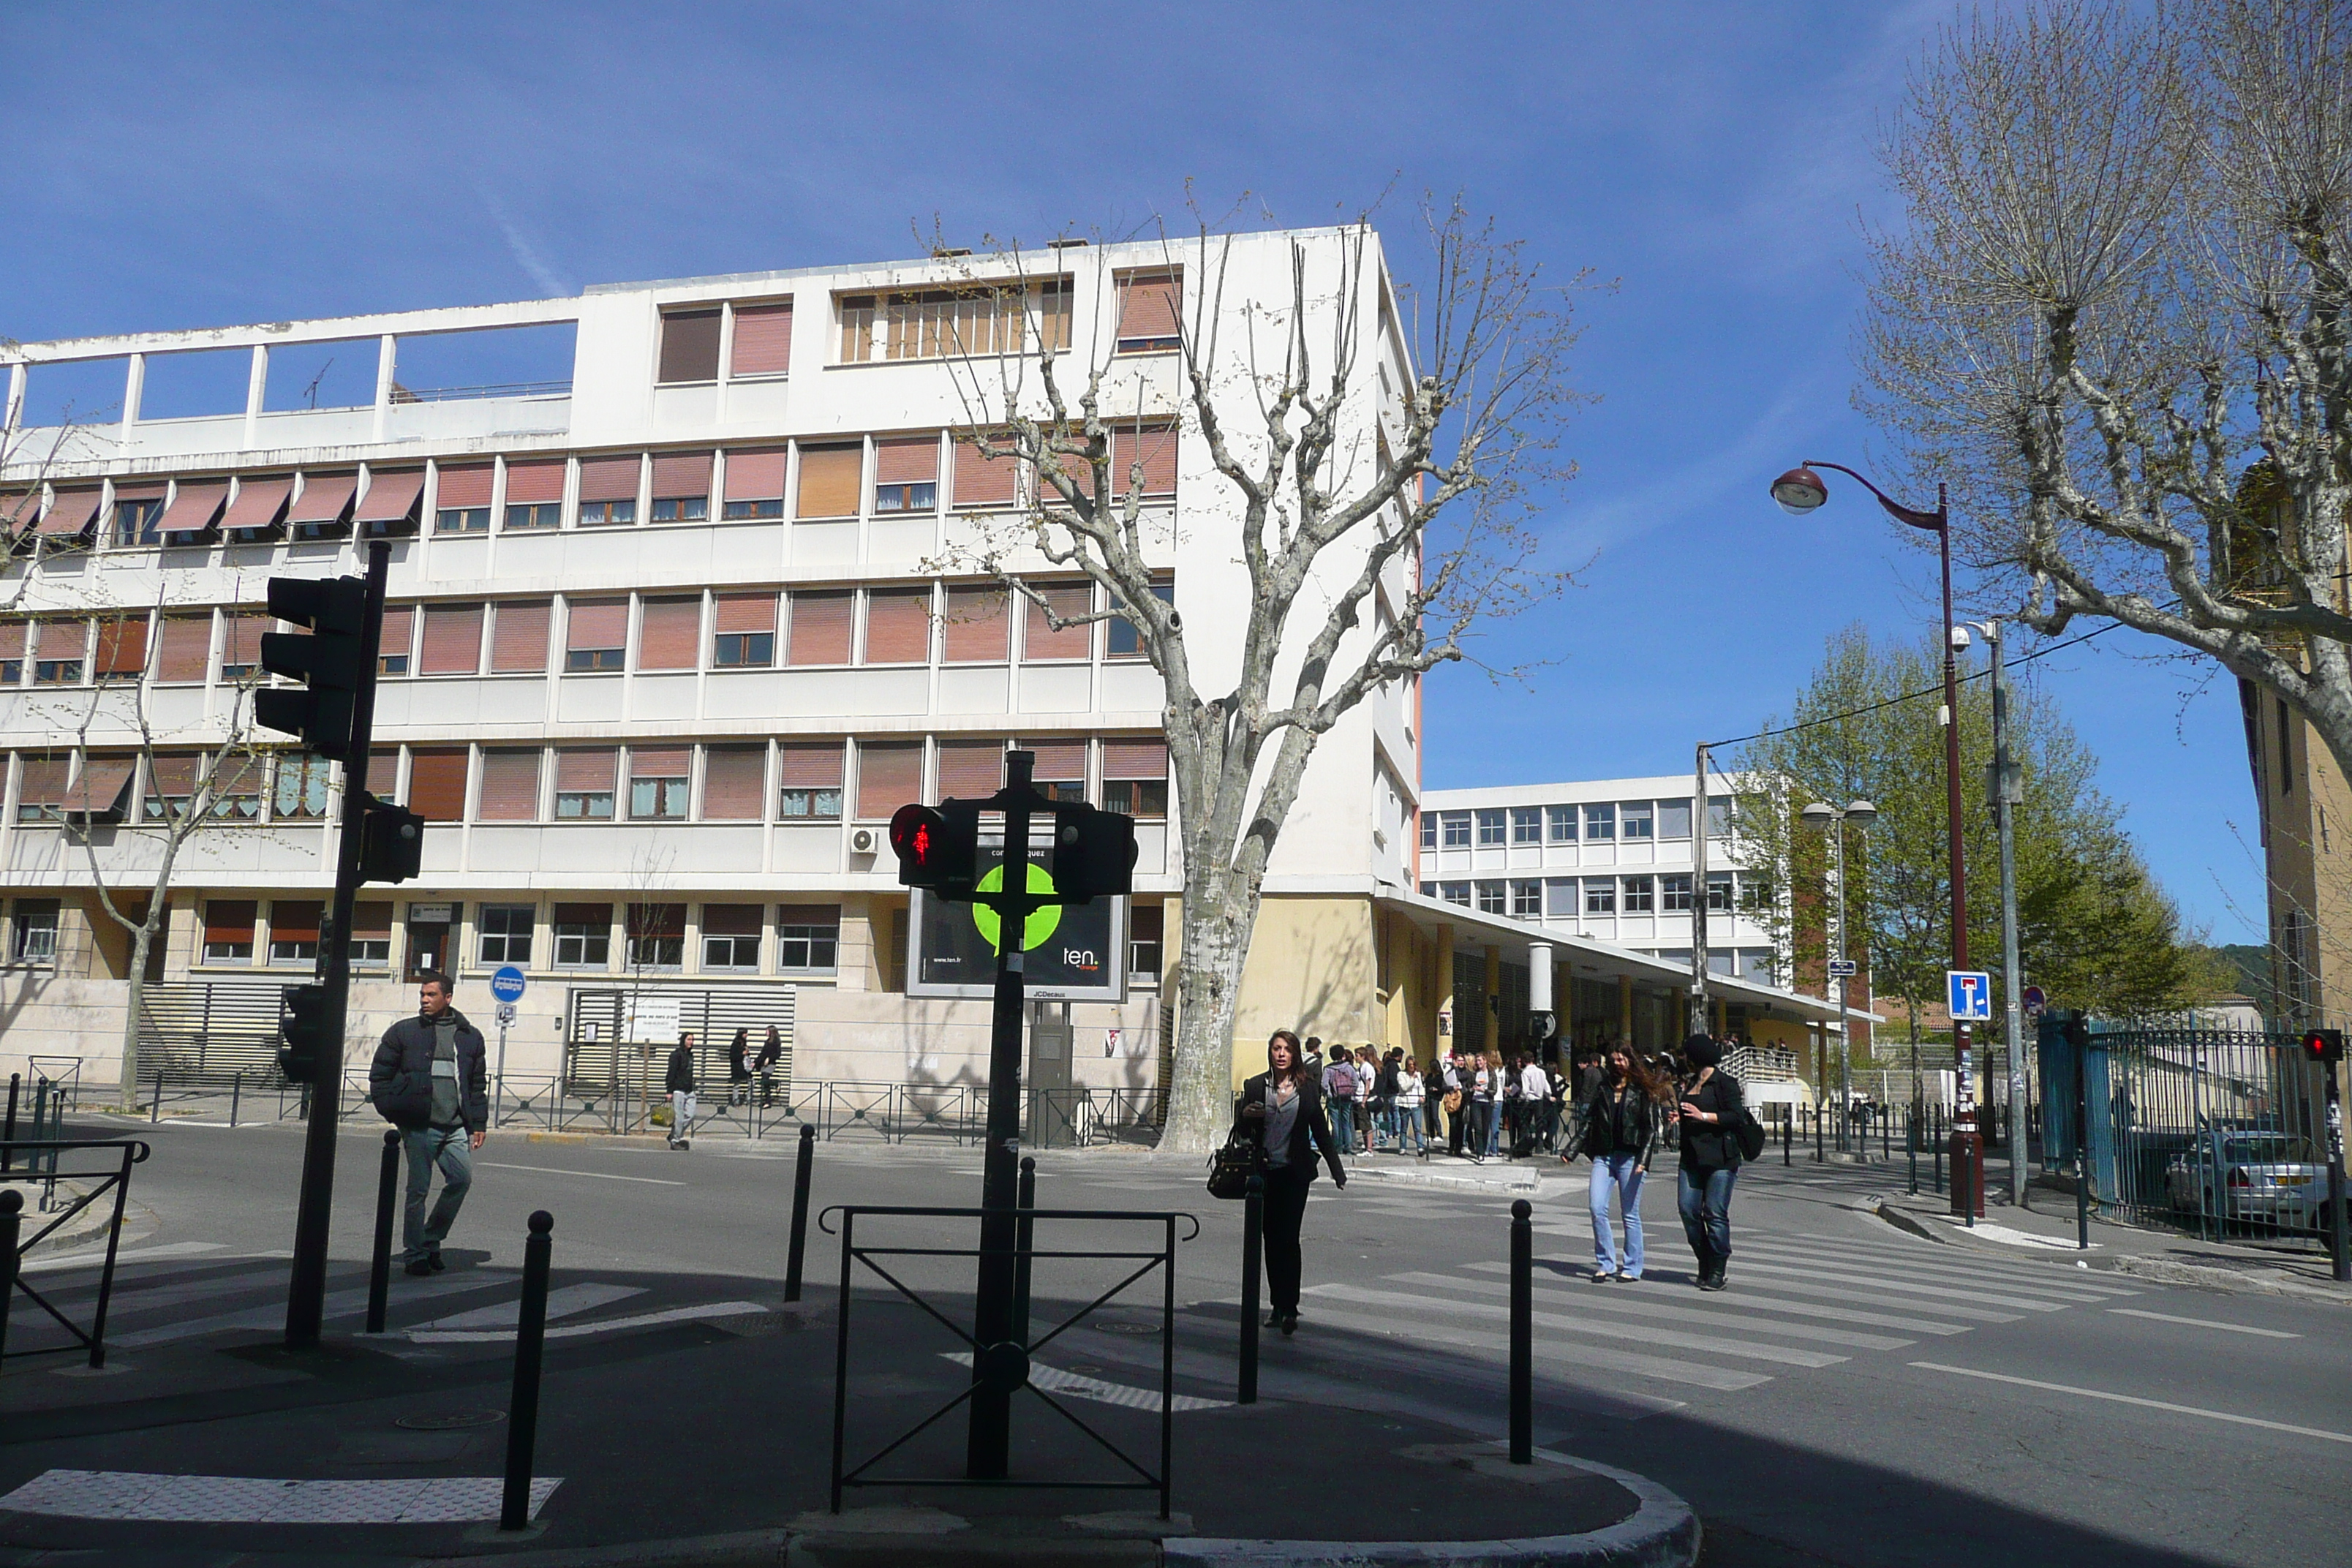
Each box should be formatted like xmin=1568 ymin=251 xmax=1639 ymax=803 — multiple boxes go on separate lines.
xmin=1234 ymin=1029 xmax=1348 ymax=1335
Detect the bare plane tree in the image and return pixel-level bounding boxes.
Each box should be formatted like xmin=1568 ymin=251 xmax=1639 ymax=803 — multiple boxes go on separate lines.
xmin=932 ymin=202 xmax=1588 ymax=1150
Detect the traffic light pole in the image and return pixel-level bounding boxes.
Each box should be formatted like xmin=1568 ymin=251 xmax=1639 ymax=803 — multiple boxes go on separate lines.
xmin=2326 ymin=1058 xmax=2348 ymax=1284
xmin=967 ymin=750 xmax=1041 ymax=1480
xmin=284 ymin=540 xmax=391 ymax=1349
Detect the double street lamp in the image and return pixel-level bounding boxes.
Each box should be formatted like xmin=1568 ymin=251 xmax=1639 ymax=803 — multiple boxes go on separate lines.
xmin=1801 ymin=798 xmax=1875 ymax=1153
xmin=1771 ymin=461 xmax=1984 ymax=1217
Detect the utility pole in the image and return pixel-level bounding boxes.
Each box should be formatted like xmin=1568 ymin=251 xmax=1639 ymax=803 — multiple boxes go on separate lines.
xmin=1690 ymin=743 xmax=1711 ymax=1040
xmin=1978 ymin=620 xmax=2028 ymax=1210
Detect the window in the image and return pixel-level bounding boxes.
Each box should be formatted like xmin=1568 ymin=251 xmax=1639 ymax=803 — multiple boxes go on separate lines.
xmin=578 ymin=497 xmax=635 ymax=526
xmin=1023 ymin=741 xmax=1087 ymax=804
xmin=636 ymin=597 xmax=702 ymax=672
xmin=203 ymin=899 xmax=255 ymax=962
xmin=420 ymin=603 xmax=485 ymax=676
xmin=1477 ymin=809 xmax=1506 ymax=846
xmin=1739 ymin=949 xmax=1776 ymax=987
xmin=114 ymin=494 xmax=164 ymax=546
xmin=1441 ymin=812 xmax=1471 ymax=848
xmin=1130 ymin=902 xmax=1164 ymax=979
xmin=657 ymin=307 xmax=723 ymax=384
xmin=796 ymin=443 xmax=862 ymax=519
xmin=94 ymin=614 xmax=148 ymax=682
xmin=434 ymin=464 xmax=492 ymax=532
xmin=629 ymin=748 xmax=690 ymax=819
xmin=953 ymin=429 xmax=1020 ymax=509
xmin=32 ymin=620 xmax=83 ymax=685
xmin=553 ymin=902 xmax=611 ymax=968
xmin=503 ymin=459 xmax=565 ymax=529
xmin=15 ymin=756 xmax=66 ymax=822
xmin=1439 ymin=881 xmax=1471 ymax=907
xmin=1622 ymin=875 xmax=1655 ymax=913
xmin=1102 ymin=739 xmax=1167 ymax=818
xmin=1547 ymin=805 xmax=1577 ymax=842
xmin=209 ymin=751 xmax=263 ymax=819
xmin=1584 ymin=880 xmax=1616 ymax=916
xmin=942 ymin=584 xmax=1010 ymax=662
xmin=787 ymin=589 xmax=853 ymax=665
xmin=490 ymin=601 xmax=551 ymax=674
xmin=477 ymin=749 xmax=542 ymax=821
xmin=353 ymin=904 xmax=393 ymax=966
xmin=838 ymin=281 xmax=1068 ymax=364
xmin=712 ymin=592 xmax=777 ymax=667
xmin=701 ymin=746 xmax=767 ymax=821
xmin=625 ymin=902 xmax=685 ymax=970
xmin=776 ymin=904 xmax=840 ymax=972
xmin=701 ymin=904 xmax=762 ymax=970
xmin=554 ymin=749 xmax=618 ymax=820
xmin=1658 ymin=799 xmax=1692 ymax=840
xmin=565 ymin=600 xmax=627 ymax=672
xmin=274 ymin=755 xmax=332 ymax=820
xmin=857 ymin=742 xmax=923 ymax=819
xmin=730 ymin=300 xmax=794 ymax=377
xmin=1706 ymin=872 xmax=1733 ymax=913
xmin=780 ymin=743 xmax=845 ymax=820
xmin=146 ymin=754 xmax=198 ymax=821
xmin=268 ymin=900 xmax=321 ymax=964
xmin=1545 ymin=878 xmax=1578 ymax=918
xmin=649 ymin=453 xmax=710 ymax=523
xmin=1510 ymin=807 xmax=1542 ymax=845
xmin=1511 ymin=879 xmax=1542 ymax=918
xmin=1477 ymin=881 xmax=1506 ymax=914
xmin=11 ymin=899 xmax=59 ymax=964
xmin=1660 ymin=873 xmax=1694 ymax=913
xmin=1621 ymin=802 xmax=1654 ymax=840
xmin=219 ymin=614 xmax=268 ymax=683
xmin=873 ymin=434 xmax=939 ymax=513
xmin=355 ymin=469 xmax=425 ymax=538
xmin=1420 ymin=813 xmax=1437 ymax=850
xmin=1022 ymin=581 xmax=1093 ymax=660
xmin=1707 ymin=794 xmax=1733 ymax=837
xmin=1583 ymin=803 xmax=1615 ymax=840
xmin=721 ymin=448 xmax=786 ymax=520
xmin=576 ymin=455 xmax=640 ymax=526
xmin=1107 ymin=577 xmax=1175 ymax=657
xmin=1738 ymin=873 xmax=1774 ymax=912
xmin=1115 ymin=269 xmax=1181 ymax=353
xmin=862 ymin=589 xmax=932 ymax=664
xmin=436 ymin=508 xmax=489 ymax=532
xmin=406 ymin=749 xmax=470 ymax=823
xmin=377 ymin=606 xmax=415 ymax=676
xmin=478 ymin=904 xmax=535 ymax=965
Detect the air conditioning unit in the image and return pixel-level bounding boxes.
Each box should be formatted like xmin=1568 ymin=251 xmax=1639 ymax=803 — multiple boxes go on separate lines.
xmin=851 ymin=826 xmax=879 ymax=853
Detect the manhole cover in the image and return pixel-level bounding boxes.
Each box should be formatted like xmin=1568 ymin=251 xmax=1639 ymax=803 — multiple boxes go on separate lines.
xmin=395 ymin=1410 xmax=505 ymax=1431
xmin=1091 ymin=1321 xmax=1159 ymax=1335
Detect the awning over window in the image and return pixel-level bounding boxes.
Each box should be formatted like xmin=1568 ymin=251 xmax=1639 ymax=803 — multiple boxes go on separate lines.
xmin=221 ymin=476 xmax=292 ymax=538
xmin=287 ymin=472 xmax=356 ymax=529
xmin=38 ymin=488 xmax=99 ymax=538
xmin=65 ymin=755 xmax=137 ymax=822
xmin=355 ymin=469 xmax=425 ymax=531
xmin=157 ymin=481 xmax=228 ymax=540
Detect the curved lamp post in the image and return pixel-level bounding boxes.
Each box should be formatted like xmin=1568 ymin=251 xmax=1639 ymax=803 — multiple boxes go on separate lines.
xmin=1801 ymin=799 xmax=1876 ymax=1154
xmin=1771 ymin=463 xmax=1983 ymax=1217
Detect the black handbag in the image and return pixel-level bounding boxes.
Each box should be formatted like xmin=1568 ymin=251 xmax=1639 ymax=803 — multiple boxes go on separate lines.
xmin=1207 ymin=1130 xmax=1260 ymax=1200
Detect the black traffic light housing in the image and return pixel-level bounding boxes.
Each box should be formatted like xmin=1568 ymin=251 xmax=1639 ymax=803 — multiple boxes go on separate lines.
xmin=358 ymin=795 xmax=425 ymax=883
xmin=891 ymin=802 xmax=977 ymax=892
xmin=1049 ymin=804 xmax=1137 ymax=904
xmin=2302 ymin=1028 xmax=2345 ymax=1065
xmin=255 ymin=575 xmax=369 ymax=760
xmin=278 ymin=983 xmax=332 ymax=1085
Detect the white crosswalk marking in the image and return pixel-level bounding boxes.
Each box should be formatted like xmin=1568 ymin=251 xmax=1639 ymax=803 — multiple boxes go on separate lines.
xmin=113 ymin=1274 xmax=510 ymax=1347
xmin=412 ymin=1283 xmax=646 ymax=1331
xmin=1392 ymin=1272 xmax=1915 ymax=1351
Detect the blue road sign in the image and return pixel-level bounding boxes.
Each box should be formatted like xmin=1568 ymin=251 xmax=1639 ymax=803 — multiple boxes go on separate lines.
xmin=1948 ymin=970 xmax=1993 ymax=1022
xmin=490 ymin=965 xmax=528 ymax=1004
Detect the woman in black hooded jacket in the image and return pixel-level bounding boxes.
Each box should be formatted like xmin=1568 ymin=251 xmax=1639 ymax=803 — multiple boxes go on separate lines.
xmin=1672 ymin=1033 xmax=1747 ymax=1291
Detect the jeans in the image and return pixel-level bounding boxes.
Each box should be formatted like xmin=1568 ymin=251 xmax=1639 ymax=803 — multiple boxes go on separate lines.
xmin=402 ymin=1126 xmax=472 ymax=1264
xmin=1390 ymin=1104 xmax=1424 ymax=1152
xmin=1589 ymin=1153 xmax=1645 ymax=1276
xmin=1476 ymin=1099 xmax=1501 ymax=1158
xmin=1329 ymin=1098 xmax=1356 ymax=1151
xmin=670 ymin=1090 xmax=697 ymax=1144
xmin=1259 ymin=1160 xmax=1314 ymax=1314
xmin=1677 ymin=1163 xmax=1739 ymax=1268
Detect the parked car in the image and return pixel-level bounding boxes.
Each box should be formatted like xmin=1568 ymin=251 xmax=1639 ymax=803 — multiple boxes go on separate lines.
xmin=2165 ymin=1128 xmax=2332 ymax=1230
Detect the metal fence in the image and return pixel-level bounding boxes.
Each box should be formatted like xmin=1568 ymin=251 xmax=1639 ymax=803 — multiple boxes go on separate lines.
xmin=2042 ymin=1022 xmax=2334 ymax=1251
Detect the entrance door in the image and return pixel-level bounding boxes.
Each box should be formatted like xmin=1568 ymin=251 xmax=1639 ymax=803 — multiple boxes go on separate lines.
xmin=405 ymin=902 xmax=457 ymax=980
xmin=1027 ymin=1001 xmax=1076 ymax=1147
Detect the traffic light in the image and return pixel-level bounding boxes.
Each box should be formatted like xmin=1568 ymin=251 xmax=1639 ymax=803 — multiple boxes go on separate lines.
xmin=358 ymin=795 xmax=425 ymax=883
xmin=1049 ymin=803 xmax=1137 ymax=903
xmin=2302 ymin=1028 xmax=2345 ymax=1066
xmin=255 ymin=575 xmax=369 ymax=759
xmin=891 ymin=802 xmax=976 ymax=891
xmin=278 ymin=983 xmax=332 ymax=1085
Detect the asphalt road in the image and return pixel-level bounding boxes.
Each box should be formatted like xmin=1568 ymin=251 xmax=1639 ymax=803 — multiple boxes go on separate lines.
xmin=18 ymin=1110 xmax=2348 ymax=1567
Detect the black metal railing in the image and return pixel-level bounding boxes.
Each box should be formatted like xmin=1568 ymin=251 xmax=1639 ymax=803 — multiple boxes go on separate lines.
xmin=821 ymin=1203 xmax=1197 ymax=1518
xmin=2 ymin=1137 xmax=151 ymax=1369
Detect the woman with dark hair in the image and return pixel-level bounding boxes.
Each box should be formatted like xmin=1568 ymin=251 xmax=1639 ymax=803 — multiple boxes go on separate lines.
xmin=1576 ymin=1044 xmax=1667 ymax=1281
xmin=1235 ymin=1028 xmax=1348 ymax=1335
xmin=726 ymin=1028 xmax=753 ymax=1107
xmin=1673 ymin=1033 xmax=1748 ymax=1291
xmin=755 ymin=1025 xmax=782 ymax=1107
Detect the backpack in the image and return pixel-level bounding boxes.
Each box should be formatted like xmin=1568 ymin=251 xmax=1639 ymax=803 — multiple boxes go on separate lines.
xmin=1726 ymin=1077 xmax=1766 ymax=1161
xmin=1327 ymin=1063 xmax=1357 ymax=1098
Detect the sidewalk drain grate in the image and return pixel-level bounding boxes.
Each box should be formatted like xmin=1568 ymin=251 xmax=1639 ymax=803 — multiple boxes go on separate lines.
xmin=396 ymin=1411 xmax=505 ymax=1431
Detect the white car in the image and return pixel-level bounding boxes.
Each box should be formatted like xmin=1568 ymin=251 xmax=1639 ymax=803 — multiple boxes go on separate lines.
xmin=2165 ymin=1129 xmax=2332 ymax=1231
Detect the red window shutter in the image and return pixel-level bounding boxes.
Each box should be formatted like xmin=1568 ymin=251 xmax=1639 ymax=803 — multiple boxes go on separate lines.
xmin=577 ymin=455 xmax=641 ymax=503
xmin=32 ymin=620 xmax=86 ymax=663
xmin=556 ymin=748 xmax=617 ymax=792
xmin=630 ymin=747 xmax=690 ymax=780
xmin=713 ymin=592 xmax=778 ymax=635
xmin=650 ymin=452 xmax=711 ymax=499
xmin=1101 ymin=738 xmax=1168 ymax=779
xmin=204 ymin=900 xmax=257 ymax=948
xmin=419 ymin=604 xmax=485 ymax=675
xmin=477 ymin=749 xmax=541 ymax=821
xmin=701 ymin=747 xmax=766 ymax=820
xmin=69 ymin=755 xmax=137 ymax=814
xmin=435 ymin=463 xmax=493 ymax=509
xmin=862 ymin=589 xmax=932 ymax=664
xmin=17 ymin=755 xmax=68 ymax=809
xmin=776 ymin=901 xmax=838 ymax=927
xmin=271 ymin=900 xmax=323 ymax=944
xmin=354 ymin=469 xmax=425 ymax=525
xmin=856 ymin=742 xmax=922 ymax=818
xmin=380 ymin=606 xmax=416 ymax=668
xmin=39 ymin=488 xmax=99 ymax=537
xmin=372 ymin=748 xmax=402 ymax=802
xmin=1024 ymin=739 xmax=1088 ymax=784
xmin=786 ymin=591 xmax=853 ymax=666
xmin=148 ymin=753 xmax=200 ymax=800
xmin=952 ymin=434 xmax=1019 ymax=508
xmin=157 ymin=481 xmax=227 ymax=535
xmin=730 ymin=301 xmax=794 ymax=376
xmin=657 ymin=308 xmax=723 ymax=383
xmin=407 ymin=748 xmax=470 ymax=822
xmin=220 ymin=477 xmax=291 ymax=533
xmin=1112 ymin=425 xmax=1178 ymax=496
xmin=287 ymin=472 xmax=357 ymax=526
xmin=0 ymin=622 xmax=22 ymax=662
xmin=723 ymin=448 xmax=787 ymax=502
xmin=154 ymin=617 xmax=211 ymax=682
xmin=2 ymin=491 xmax=39 ymax=533
xmin=1115 ymin=271 xmax=1181 ymax=344
xmin=491 ymin=600 xmax=551 ymax=673
xmin=935 ymin=741 xmax=1006 ymax=799
xmin=795 ymin=444 xmax=862 ymax=519
xmin=1024 ymin=582 xmax=1093 ymax=660
xmin=636 ymin=598 xmax=702 ymax=671
xmin=778 ymin=743 xmax=843 ymax=788
xmin=503 ymin=459 xmax=566 ymax=505
xmin=941 ymin=584 xmax=1009 ymax=661
xmin=353 ymin=902 xmax=393 ymax=940
xmin=567 ymin=600 xmax=628 ymax=652
xmin=875 ymin=434 xmax=939 ymax=483
xmin=94 ymin=614 xmax=150 ymax=677
xmin=702 ymin=902 xmax=762 ymax=936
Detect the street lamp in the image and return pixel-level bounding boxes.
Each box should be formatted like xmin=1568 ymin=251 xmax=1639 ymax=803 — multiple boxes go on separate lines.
xmin=1801 ymin=799 xmax=1876 ymax=1153
xmin=1966 ymin=619 xmax=2029 ymax=1210
xmin=1771 ymin=462 xmax=1983 ymax=1218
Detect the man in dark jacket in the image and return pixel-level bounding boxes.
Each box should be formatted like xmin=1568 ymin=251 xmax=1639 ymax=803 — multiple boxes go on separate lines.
xmin=665 ymin=1033 xmax=697 ymax=1150
xmin=369 ymin=971 xmax=489 ymax=1275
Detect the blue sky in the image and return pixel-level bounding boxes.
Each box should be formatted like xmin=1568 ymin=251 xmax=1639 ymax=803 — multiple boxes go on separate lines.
xmin=0 ymin=0 xmax=2263 ymax=942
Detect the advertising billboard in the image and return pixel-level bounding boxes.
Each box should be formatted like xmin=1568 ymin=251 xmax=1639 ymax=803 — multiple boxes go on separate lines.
xmin=908 ymin=840 xmax=1127 ymax=1002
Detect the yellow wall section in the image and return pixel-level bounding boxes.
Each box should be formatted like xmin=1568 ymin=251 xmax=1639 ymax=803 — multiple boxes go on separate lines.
xmin=1228 ymin=894 xmax=1380 ymax=1088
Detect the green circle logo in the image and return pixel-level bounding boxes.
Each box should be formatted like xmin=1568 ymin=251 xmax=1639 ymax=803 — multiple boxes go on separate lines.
xmin=970 ymin=863 xmax=1063 ymax=952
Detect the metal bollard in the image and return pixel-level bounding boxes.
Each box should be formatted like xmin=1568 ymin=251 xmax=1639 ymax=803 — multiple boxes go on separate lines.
xmin=151 ymin=1063 xmax=164 ymax=1124
xmin=366 ymin=1130 xmax=401 ymax=1335
xmin=784 ymin=1123 xmax=816 ymax=1303
xmin=1908 ymin=1107 xmax=1919 ymax=1196
xmin=1012 ymin=1156 xmax=1037 ymax=1346
xmin=0 ymin=1188 xmax=20 ymax=1363
xmin=4 ymin=1072 xmax=18 ymax=1172
xmin=1509 ymin=1197 xmax=1532 ymax=1464
xmin=1814 ymin=1100 xmax=1824 ymax=1162
xmin=1782 ymin=1104 xmax=1791 ymax=1166
xmin=1238 ymin=1173 xmax=1262 ymax=1405
xmin=500 ymin=1210 xmax=555 ymax=1532
xmin=230 ymin=1072 xmax=242 ymax=1129
xmin=1882 ymin=1103 xmax=1891 ymax=1161
xmin=1934 ymin=1109 xmax=1945 ymax=1194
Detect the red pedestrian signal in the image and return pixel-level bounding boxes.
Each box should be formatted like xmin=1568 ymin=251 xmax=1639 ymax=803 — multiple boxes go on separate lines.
xmin=890 ymin=803 xmax=975 ymax=891
xmin=2302 ymin=1028 xmax=2344 ymax=1065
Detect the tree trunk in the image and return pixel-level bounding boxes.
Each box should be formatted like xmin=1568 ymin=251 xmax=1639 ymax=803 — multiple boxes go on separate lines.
xmin=117 ymin=920 xmax=156 ymax=1110
xmin=1161 ymin=894 xmax=1262 ymax=1153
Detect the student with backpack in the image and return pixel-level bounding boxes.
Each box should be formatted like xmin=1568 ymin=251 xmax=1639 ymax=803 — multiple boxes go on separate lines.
xmin=1671 ymin=1033 xmax=1760 ymax=1290
xmin=1322 ymin=1047 xmax=1361 ymax=1153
